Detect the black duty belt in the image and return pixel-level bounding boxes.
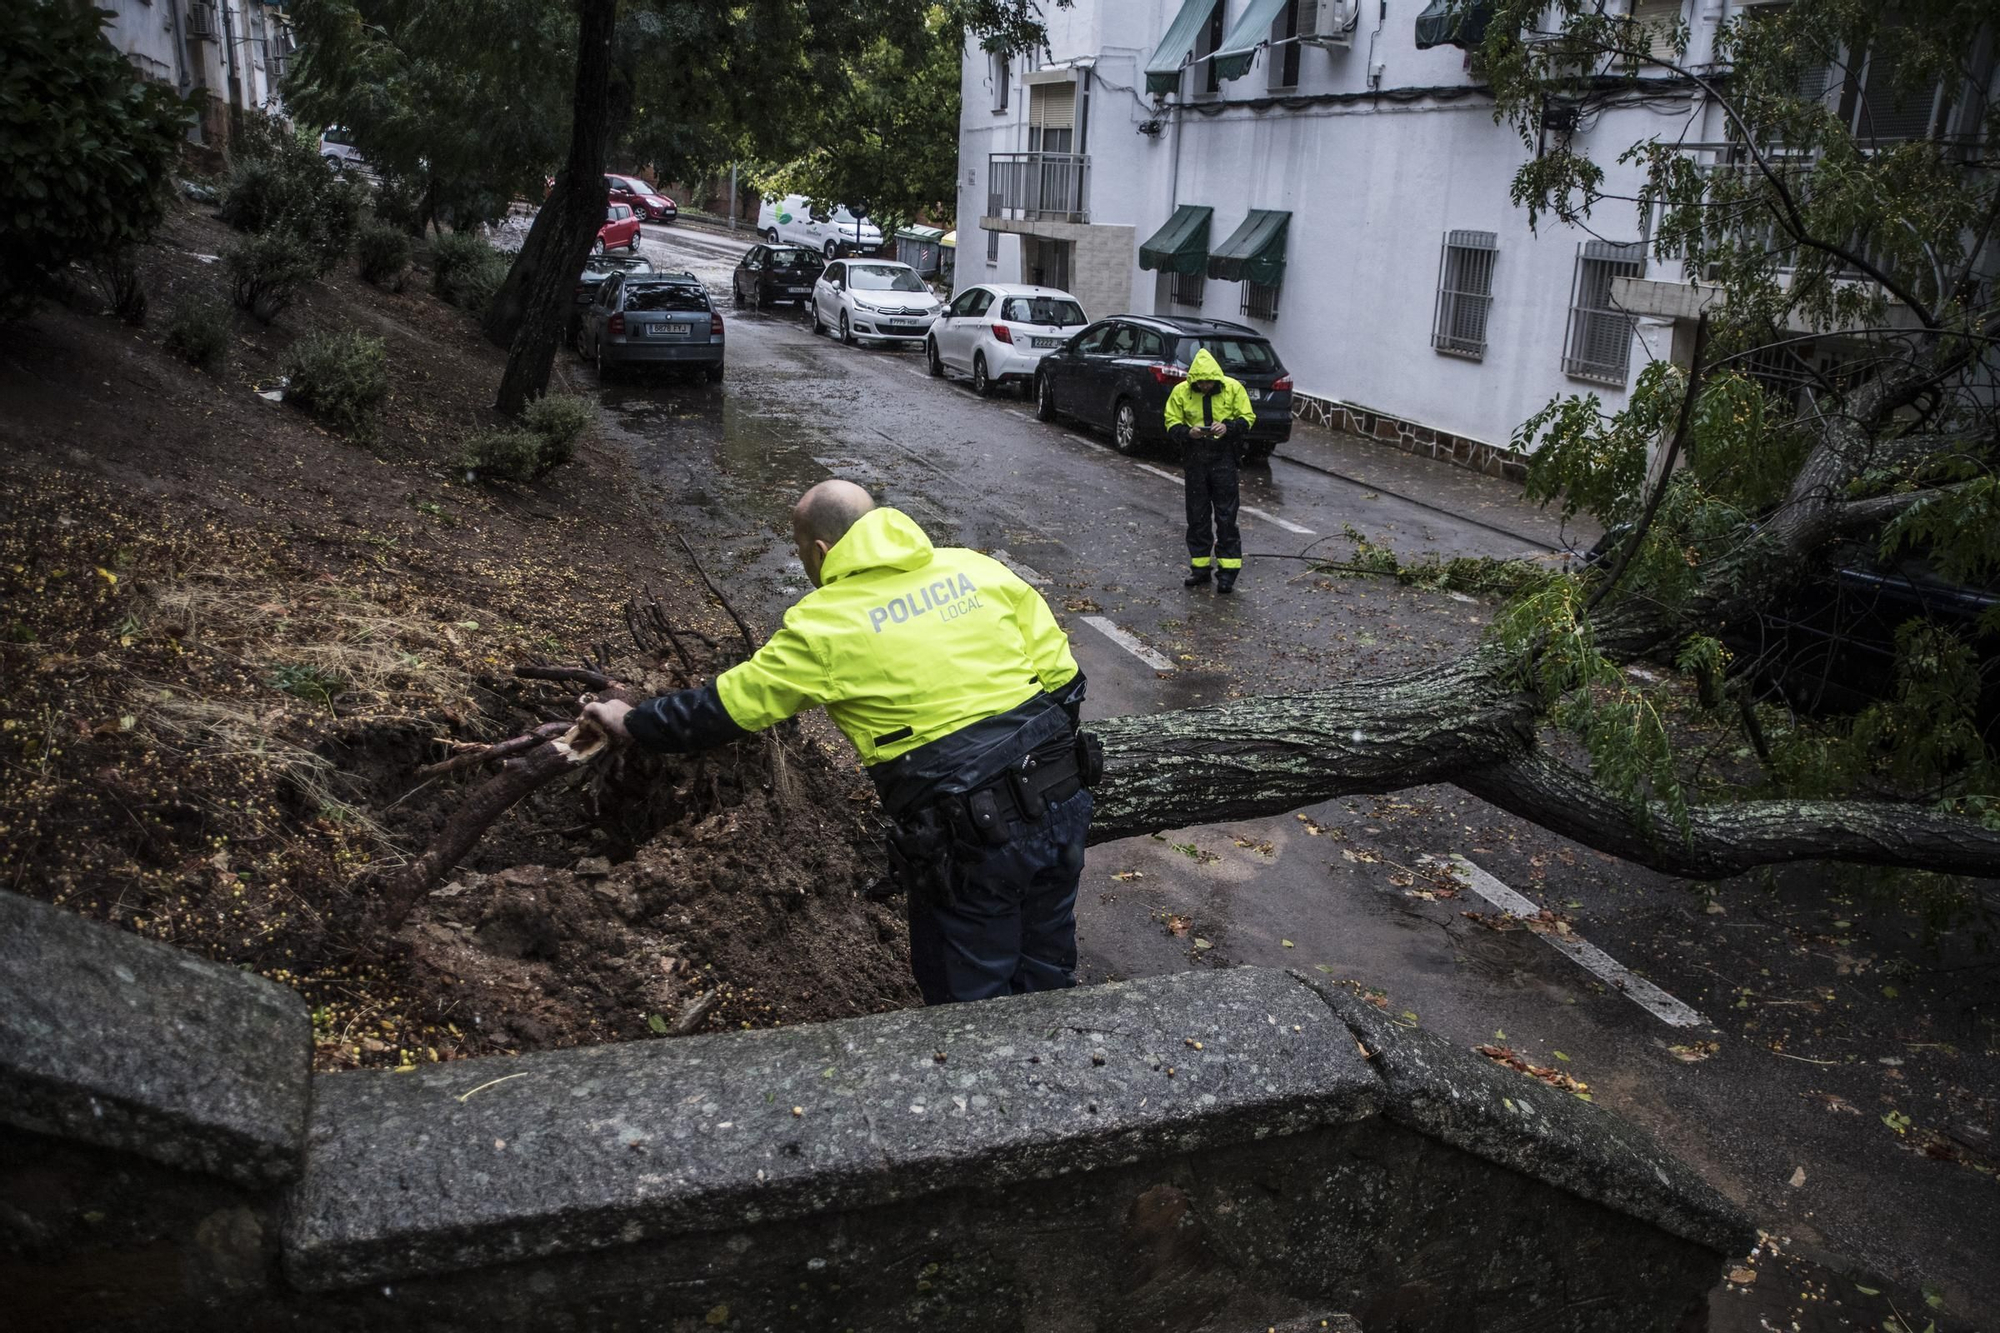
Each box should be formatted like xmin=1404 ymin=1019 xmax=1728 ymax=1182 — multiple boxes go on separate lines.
xmin=955 ymin=736 xmax=1082 ymax=846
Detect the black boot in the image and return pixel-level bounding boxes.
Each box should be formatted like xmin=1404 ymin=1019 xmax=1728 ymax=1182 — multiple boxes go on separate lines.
xmin=1216 ymin=569 xmax=1237 ymax=595
xmin=1183 ymin=566 xmax=1212 ymax=587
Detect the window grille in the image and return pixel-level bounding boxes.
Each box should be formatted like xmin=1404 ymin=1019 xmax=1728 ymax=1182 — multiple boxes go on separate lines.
xmin=1171 ymin=269 xmax=1206 ymax=309
xmin=1562 ymin=240 xmax=1645 ymax=384
xmin=1431 ymin=230 xmax=1497 ymax=359
xmin=1242 ymin=281 xmax=1280 ymax=320
xmin=986 ymin=228 xmax=1000 ymax=263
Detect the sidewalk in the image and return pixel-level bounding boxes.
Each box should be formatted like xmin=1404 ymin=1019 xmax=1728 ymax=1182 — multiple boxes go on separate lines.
xmin=1278 ymin=417 xmax=1601 ymax=555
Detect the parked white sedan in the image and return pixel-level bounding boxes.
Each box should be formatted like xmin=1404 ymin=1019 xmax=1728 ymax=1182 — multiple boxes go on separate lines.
xmin=807 ymin=259 xmax=942 ymax=346
xmin=926 ymin=284 xmax=1089 ymax=397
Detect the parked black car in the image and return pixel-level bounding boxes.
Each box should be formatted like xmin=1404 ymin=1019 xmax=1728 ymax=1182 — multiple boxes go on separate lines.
xmin=731 ymin=243 xmax=825 ymax=308
xmin=569 ymin=253 xmax=654 ymax=337
xmin=1033 ymin=315 xmax=1293 ymax=461
xmin=578 ymin=271 xmax=724 ymax=382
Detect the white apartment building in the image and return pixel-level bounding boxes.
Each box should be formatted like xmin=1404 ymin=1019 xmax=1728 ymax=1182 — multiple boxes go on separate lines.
xmin=955 ymin=0 xmax=1921 ymax=478
xmin=100 ymin=0 xmax=294 ymax=146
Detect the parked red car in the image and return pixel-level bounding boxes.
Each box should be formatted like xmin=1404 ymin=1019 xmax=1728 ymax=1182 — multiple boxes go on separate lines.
xmin=606 ymin=174 xmax=677 ymax=224
xmin=597 ymin=203 xmax=641 ymax=253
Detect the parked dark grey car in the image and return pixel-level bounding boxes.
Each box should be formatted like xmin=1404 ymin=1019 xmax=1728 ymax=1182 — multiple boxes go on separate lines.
xmin=731 ymin=243 xmax=824 ymax=308
xmin=579 ymin=271 xmax=724 ymax=382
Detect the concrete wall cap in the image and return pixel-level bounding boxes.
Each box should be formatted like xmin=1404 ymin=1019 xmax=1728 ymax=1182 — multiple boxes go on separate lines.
xmin=1293 ymin=971 xmax=1757 ymax=1255
xmin=283 ymin=966 xmax=1377 ymax=1291
xmin=0 ymin=891 xmax=313 ymax=1187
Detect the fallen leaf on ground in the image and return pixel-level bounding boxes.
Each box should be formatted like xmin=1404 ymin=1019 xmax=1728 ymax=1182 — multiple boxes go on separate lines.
xmin=1476 ymin=1044 xmax=1591 ymax=1097
xmin=1788 ymin=1166 xmax=1806 ymax=1187
xmin=1669 ymin=1041 xmax=1719 ymax=1063
xmin=1727 ymin=1267 xmax=1757 ymax=1286
xmin=1163 ymin=914 xmax=1191 ymax=936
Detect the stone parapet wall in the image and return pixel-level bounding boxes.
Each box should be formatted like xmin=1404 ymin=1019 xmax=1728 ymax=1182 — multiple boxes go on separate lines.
xmin=1 ymin=891 xmax=1752 ymax=1331
xmin=1292 ymin=390 xmax=1533 ymax=485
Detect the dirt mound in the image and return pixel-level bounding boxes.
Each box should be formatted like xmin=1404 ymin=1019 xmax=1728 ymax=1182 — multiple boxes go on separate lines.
xmin=0 ymin=200 xmax=916 ymax=1070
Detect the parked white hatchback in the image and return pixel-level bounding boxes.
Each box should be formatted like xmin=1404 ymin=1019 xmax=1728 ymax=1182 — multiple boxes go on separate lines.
xmin=926 ymin=284 xmax=1089 ymax=397
xmin=807 ymin=259 xmax=942 ymax=346
xmin=757 ymin=194 xmax=884 ymax=259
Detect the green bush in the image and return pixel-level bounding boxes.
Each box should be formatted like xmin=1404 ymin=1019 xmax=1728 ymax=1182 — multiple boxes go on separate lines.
xmin=429 ymin=231 xmax=508 ymax=312
xmin=460 ymin=429 xmax=546 ymax=483
xmin=356 ymin=221 xmax=413 ymax=289
xmin=0 ymin=2 xmax=190 ymax=318
xmin=373 ymin=173 xmax=429 ymax=237
xmin=283 ymin=329 xmax=389 ymax=439
xmin=464 ymin=393 xmax=594 ymax=482
xmin=217 ymin=116 xmax=360 ymax=273
xmin=164 ymin=298 xmax=230 ymax=373
xmin=227 ymin=230 xmax=319 ymax=323
xmin=521 ymin=393 xmax=595 ymax=470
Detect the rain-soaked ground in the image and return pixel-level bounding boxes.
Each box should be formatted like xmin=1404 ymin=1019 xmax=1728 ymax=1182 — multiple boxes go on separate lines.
xmin=574 ymin=220 xmax=2000 ymax=1331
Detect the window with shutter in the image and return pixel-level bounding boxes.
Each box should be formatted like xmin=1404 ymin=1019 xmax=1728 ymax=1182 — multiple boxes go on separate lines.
xmin=1028 ymin=83 xmax=1075 ymax=154
xmin=1627 ymin=0 xmax=1682 ymax=62
xmin=1432 ymin=231 xmax=1498 ymax=359
xmin=1562 ymin=241 xmax=1646 ymax=384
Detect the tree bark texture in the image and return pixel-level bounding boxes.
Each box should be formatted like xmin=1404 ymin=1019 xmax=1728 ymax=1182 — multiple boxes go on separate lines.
xmin=482 ymin=181 xmax=565 ymax=349
xmin=495 ymin=0 xmax=617 ymax=416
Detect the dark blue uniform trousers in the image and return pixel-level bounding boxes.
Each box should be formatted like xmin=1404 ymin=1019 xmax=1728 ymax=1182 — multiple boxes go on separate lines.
xmin=1183 ymin=438 xmax=1242 ymax=568
xmin=907 ymin=788 xmax=1092 ymax=1004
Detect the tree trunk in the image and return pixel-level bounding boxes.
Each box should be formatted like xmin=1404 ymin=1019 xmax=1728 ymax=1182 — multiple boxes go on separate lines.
xmin=495 ymin=0 xmax=617 ymax=416
xmin=482 ymin=174 xmax=567 ymax=348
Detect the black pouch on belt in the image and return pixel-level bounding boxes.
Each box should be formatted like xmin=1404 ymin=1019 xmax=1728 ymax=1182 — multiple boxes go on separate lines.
xmin=1072 ymin=730 xmax=1104 ymax=788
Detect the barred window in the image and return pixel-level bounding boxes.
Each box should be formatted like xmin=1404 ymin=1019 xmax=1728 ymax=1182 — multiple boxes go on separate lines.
xmin=1172 ymin=269 xmax=1206 ymax=309
xmin=1562 ymin=240 xmax=1645 ymax=385
xmin=1242 ymin=281 xmax=1280 ymax=320
xmin=1431 ymin=230 xmax=1496 ymax=359
xmin=986 ymin=228 xmax=1000 ymax=263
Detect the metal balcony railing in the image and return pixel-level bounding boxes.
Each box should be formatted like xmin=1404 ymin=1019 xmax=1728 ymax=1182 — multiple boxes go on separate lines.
xmin=986 ymin=153 xmax=1090 ymax=224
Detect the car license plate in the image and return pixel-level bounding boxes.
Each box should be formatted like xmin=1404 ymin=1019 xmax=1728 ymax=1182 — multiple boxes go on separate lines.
xmin=787 ymin=287 xmax=809 ymax=294
xmin=889 ymin=322 xmax=920 ymax=333
xmin=649 ymin=324 xmax=691 ymax=339
xmin=1032 ymin=336 xmax=1061 ymax=348
xmin=1247 ymin=388 xmax=1264 ymax=401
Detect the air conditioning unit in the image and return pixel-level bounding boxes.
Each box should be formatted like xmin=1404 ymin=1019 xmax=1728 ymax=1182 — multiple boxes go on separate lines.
xmin=184 ymin=2 xmax=218 ymax=41
xmin=1301 ymin=0 xmax=1359 ymax=48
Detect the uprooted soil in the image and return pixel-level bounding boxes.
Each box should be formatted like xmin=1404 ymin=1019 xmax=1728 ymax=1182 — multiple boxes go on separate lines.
xmin=0 ymin=200 xmax=917 ymax=1070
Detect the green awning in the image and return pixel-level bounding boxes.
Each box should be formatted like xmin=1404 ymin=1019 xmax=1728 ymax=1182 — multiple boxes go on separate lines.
xmin=1415 ymin=0 xmax=1495 ymax=51
xmin=1212 ymin=0 xmax=1293 ymax=83
xmin=1145 ymin=0 xmax=1220 ymax=95
xmin=1138 ymin=204 xmax=1213 ymax=276
xmin=1207 ymin=209 xmax=1290 ymax=285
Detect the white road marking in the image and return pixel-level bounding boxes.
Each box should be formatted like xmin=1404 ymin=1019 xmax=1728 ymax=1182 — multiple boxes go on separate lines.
xmin=1080 ymin=616 xmax=1174 ymax=672
xmin=905 ymin=367 xmax=932 ymax=380
xmin=990 ymin=549 xmax=1050 ymax=585
xmin=1447 ymin=856 xmax=1709 ymax=1028
xmin=1241 ymin=505 xmax=1315 ymax=535
xmin=1004 ymin=409 xmax=1034 ymax=422
xmin=1131 ymin=464 xmax=1314 ymax=533
xmin=1068 ymin=435 xmax=1112 ymax=454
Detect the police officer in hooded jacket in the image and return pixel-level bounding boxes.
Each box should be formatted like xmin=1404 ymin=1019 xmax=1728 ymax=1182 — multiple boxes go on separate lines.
xmin=583 ymin=480 xmax=1098 ymax=1006
xmin=1165 ymin=347 xmax=1256 ymax=593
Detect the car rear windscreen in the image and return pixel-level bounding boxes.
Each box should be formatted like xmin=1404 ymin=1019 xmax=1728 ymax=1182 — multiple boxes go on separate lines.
xmin=1001 ymin=297 xmax=1085 ymax=327
xmin=625 ymin=286 xmax=709 ymax=312
xmin=1177 ymin=337 xmax=1278 ymax=374
xmin=768 ymin=248 xmax=816 ymax=266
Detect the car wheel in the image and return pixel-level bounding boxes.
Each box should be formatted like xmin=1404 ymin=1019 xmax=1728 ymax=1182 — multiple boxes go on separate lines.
xmin=627 ymin=238 xmax=639 ymax=252
xmin=1035 ymin=371 xmax=1058 ymax=422
xmin=593 ymin=237 xmax=606 ymax=255
xmin=926 ymin=338 xmax=945 ymax=377
xmin=755 ymin=285 xmax=770 ymax=310
xmin=732 ymin=280 xmax=745 ymax=308
xmin=972 ymin=353 xmax=993 ymax=398
xmin=1114 ymin=399 xmax=1141 ymax=454
xmin=764 ymin=227 xmax=780 ymax=244
xmin=809 ymin=300 xmax=823 ymax=335
xmin=823 ymin=239 xmax=841 ymax=261
xmin=839 ymin=310 xmax=855 ymax=345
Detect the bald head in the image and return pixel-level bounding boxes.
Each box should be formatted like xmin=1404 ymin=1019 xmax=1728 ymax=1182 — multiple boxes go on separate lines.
xmin=792 ymin=479 xmax=876 ymax=586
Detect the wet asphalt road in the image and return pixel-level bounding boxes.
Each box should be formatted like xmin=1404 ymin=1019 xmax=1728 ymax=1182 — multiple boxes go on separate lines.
xmin=589 ymin=222 xmax=2000 ymax=1329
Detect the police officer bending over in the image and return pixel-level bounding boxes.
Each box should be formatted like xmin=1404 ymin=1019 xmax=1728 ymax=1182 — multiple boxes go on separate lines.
xmin=1166 ymin=347 xmax=1256 ymax=594
xmin=582 ymin=480 xmax=1099 ymax=1006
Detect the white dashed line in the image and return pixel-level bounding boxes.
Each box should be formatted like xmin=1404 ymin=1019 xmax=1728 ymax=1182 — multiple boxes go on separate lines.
xmin=1080 ymin=616 xmax=1174 ymax=672
xmin=1446 ymin=856 xmax=1709 ymax=1028
xmin=1240 ymin=505 xmax=1315 ymax=535
xmin=1068 ymin=434 xmax=1112 ymax=454
xmin=905 ymin=367 xmax=932 ymax=380
xmin=1004 ymin=409 xmax=1034 ymax=422
xmin=1130 ymin=464 xmax=1314 ymax=533
xmin=990 ymin=549 xmax=1050 ymax=585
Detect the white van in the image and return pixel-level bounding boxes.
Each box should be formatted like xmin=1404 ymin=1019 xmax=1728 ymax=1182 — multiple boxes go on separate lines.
xmin=757 ymin=194 xmax=884 ymax=259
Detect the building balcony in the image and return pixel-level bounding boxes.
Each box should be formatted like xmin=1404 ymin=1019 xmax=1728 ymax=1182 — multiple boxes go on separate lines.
xmin=986 ymin=153 xmax=1090 ymax=225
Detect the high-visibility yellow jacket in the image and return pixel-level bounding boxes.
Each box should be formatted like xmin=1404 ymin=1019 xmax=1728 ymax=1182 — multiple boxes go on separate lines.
xmin=1163 ymin=347 xmax=1254 ymax=440
xmin=711 ymin=508 xmax=1079 ymax=766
